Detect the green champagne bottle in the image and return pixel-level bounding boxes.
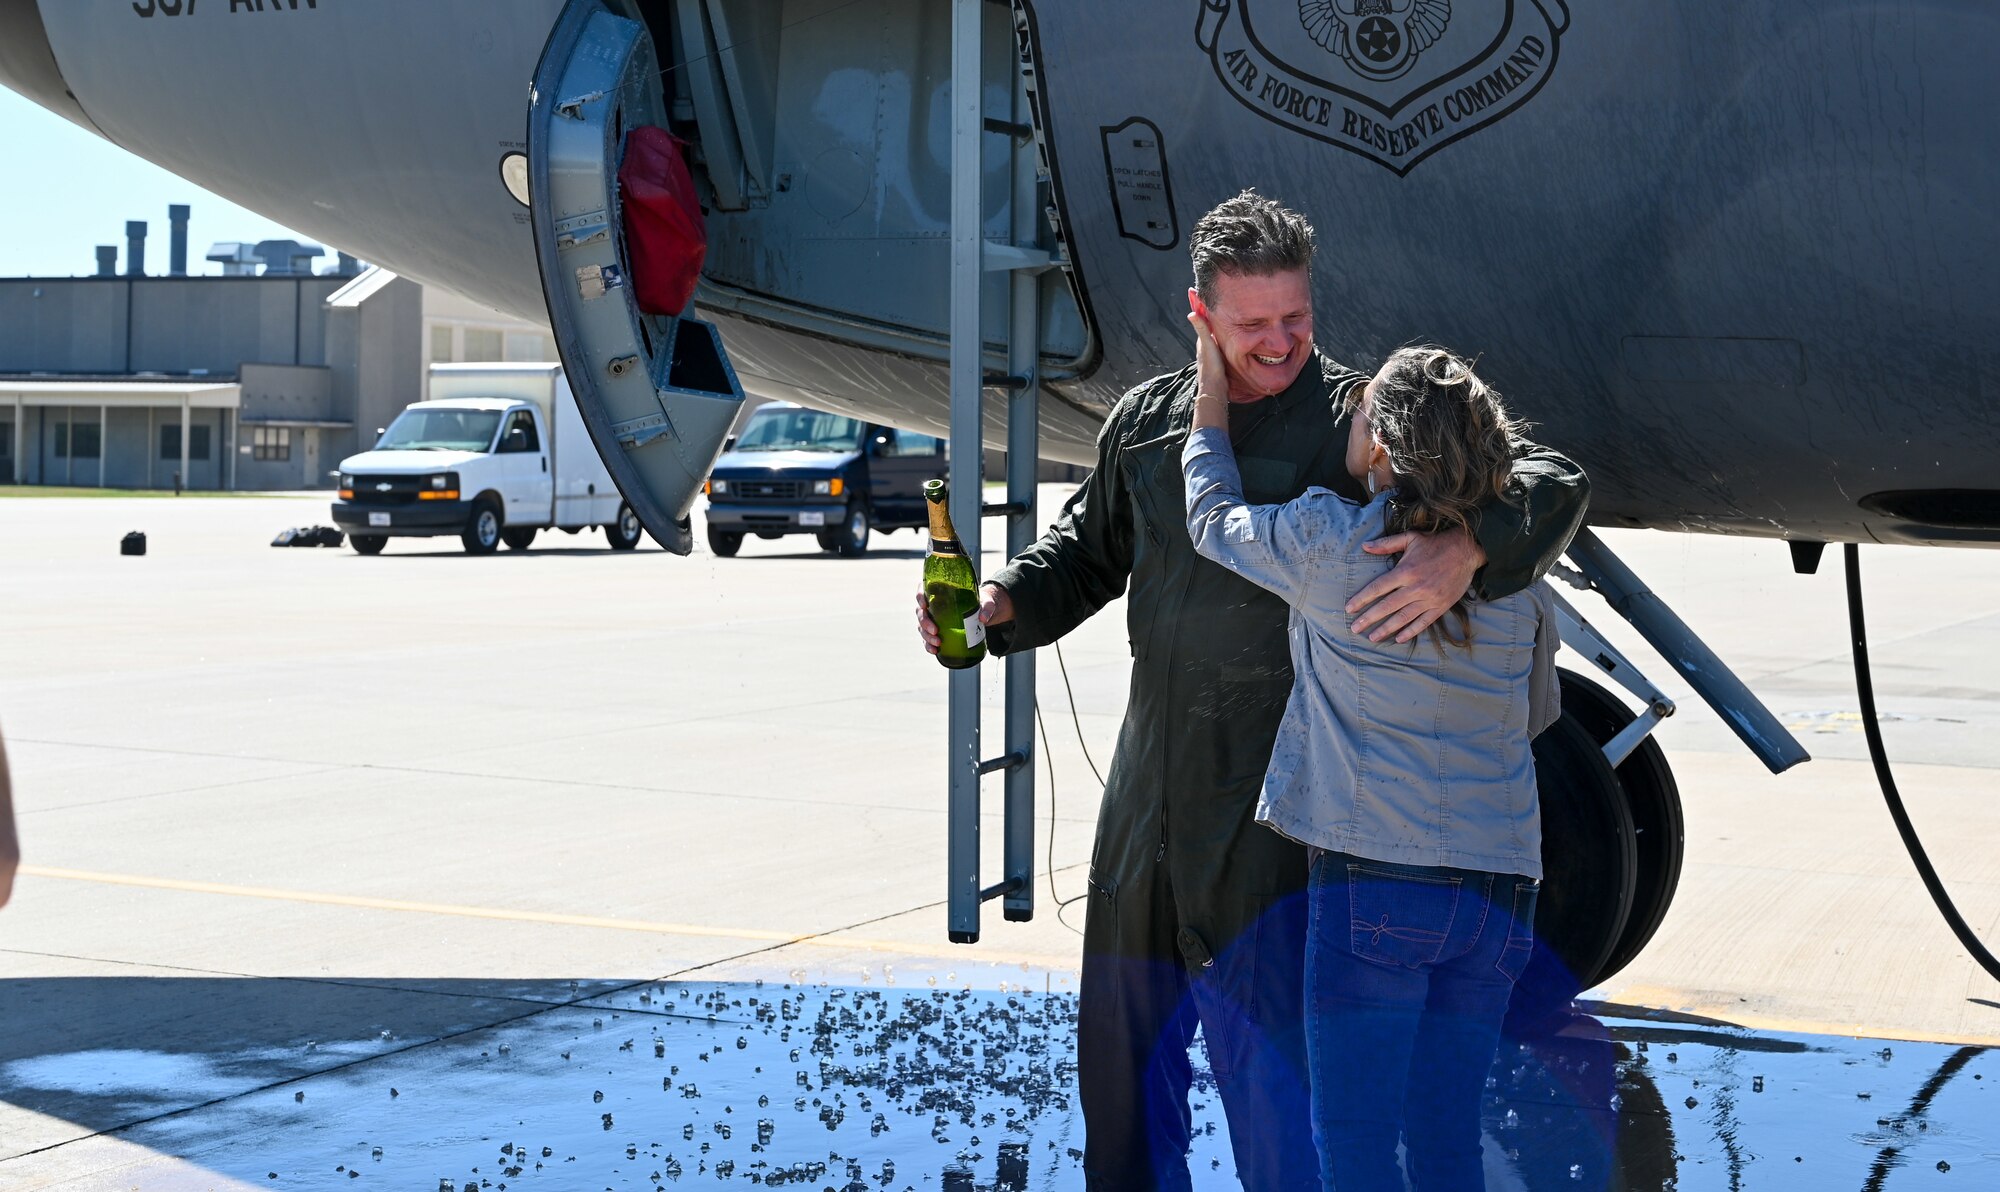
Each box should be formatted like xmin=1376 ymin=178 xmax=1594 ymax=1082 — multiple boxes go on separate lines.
xmin=924 ymin=479 xmax=987 ymax=669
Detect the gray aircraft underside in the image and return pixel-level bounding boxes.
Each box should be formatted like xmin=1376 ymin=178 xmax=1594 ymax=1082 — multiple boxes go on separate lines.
xmin=1 ymin=0 xmax=1994 ymax=548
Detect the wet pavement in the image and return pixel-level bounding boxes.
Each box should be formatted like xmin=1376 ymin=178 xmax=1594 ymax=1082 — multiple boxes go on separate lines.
xmin=3 ymin=975 xmax=1992 ymax=1190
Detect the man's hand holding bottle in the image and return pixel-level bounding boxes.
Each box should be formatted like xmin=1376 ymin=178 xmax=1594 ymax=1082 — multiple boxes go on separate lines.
xmin=914 ymin=583 xmax=1012 ymax=658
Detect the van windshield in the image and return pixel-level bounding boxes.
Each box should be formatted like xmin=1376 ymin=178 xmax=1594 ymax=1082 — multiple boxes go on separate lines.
xmin=733 ymin=408 xmax=864 ymax=452
xmin=378 ymin=409 xmax=503 ymax=452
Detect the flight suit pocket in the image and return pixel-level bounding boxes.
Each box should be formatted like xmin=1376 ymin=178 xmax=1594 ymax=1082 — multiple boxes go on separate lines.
xmin=1346 ymin=861 xmax=1462 ymax=970
xmin=1119 ymin=428 xmax=1185 ymax=546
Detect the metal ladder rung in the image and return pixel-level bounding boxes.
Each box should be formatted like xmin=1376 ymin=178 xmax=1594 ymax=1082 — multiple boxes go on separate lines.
xmin=979 ymin=878 xmax=1024 ymax=903
xmin=981 ymin=501 xmax=1029 ymax=518
xmin=983 ymin=241 xmax=1056 ymax=274
xmin=977 ymin=752 xmax=1026 ymax=776
xmin=983 ymin=371 xmax=1030 ymax=391
xmin=983 ymin=117 xmax=1034 ymax=142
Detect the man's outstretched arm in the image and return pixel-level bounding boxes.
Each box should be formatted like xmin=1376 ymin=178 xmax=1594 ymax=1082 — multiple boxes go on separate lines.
xmin=916 ymin=388 xmax=1145 ymax=657
xmin=980 ymin=394 xmax=1144 ymax=655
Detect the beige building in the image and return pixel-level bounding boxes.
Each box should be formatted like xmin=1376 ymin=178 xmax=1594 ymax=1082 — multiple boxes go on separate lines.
xmin=422 ymin=287 xmax=555 ymax=380
xmin=0 ymin=262 xmax=566 ymax=491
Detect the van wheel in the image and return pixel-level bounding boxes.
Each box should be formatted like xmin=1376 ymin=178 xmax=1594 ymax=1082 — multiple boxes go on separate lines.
xmin=815 ymin=528 xmax=842 ymax=552
xmin=835 ymin=504 xmax=871 ymax=557
xmin=706 ymin=525 xmax=743 ymax=557
xmin=605 ymin=503 xmax=643 ymax=550
xmin=462 ymin=500 xmax=502 ymax=554
xmin=350 ymin=534 xmax=387 ymax=556
xmin=502 ymin=527 xmax=538 ymax=551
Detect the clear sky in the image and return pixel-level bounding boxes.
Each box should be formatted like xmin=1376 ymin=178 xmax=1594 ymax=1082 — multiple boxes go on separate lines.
xmin=0 ymin=86 xmax=319 ymax=280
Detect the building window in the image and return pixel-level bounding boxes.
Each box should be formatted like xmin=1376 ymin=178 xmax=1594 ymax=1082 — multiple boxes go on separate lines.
xmin=463 ymin=328 xmax=503 ymax=361
xmin=55 ymin=420 xmax=101 ymax=460
xmin=253 ymin=427 xmax=293 ymax=461
xmin=505 ymin=331 xmax=554 ymax=362
xmin=882 ymin=430 xmax=944 ymax=458
xmin=429 ymin=324 xmax=455 ymax=364
xmin=0 ymin=421 xmax=11 ymax=459
xmin=497 ymin=410 xmax=541 ymax=453
xmin=160 ymin=424 xmax=213 ymax=462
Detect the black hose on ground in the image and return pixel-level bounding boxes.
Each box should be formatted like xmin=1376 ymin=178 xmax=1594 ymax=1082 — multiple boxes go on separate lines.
xmin=1844 ymin=542 xmax=2000 ymax=983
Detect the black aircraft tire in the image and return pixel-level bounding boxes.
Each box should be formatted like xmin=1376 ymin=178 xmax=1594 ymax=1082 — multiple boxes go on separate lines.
xmin=1557 ymin=670 xmax=1687 ymax=984
xmin=350 ymin=534 xmax=386 ymax=556
xmin=1508 ymin=714 xmax=1639 ymax=1030
xmin=502 ymin=527 xmax=538 ymax=551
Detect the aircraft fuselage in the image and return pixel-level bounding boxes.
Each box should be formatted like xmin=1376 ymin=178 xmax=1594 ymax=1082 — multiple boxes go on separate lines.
xmin=2 ymin=0 xmax=1994 ymax=546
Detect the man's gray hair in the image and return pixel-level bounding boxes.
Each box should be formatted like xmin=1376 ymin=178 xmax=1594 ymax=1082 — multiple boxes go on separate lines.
xmin=1189 ymin=189 xmax=1316 ymax=304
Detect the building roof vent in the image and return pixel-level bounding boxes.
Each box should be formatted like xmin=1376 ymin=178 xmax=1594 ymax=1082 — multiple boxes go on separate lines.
xmin=125 ymin=221 xmax=147 ymax=277
xmin=206 ymin=242 xmax=261 ymax=276
xmin=252 ymin=239 xmax=324 ymax=276
xmin=168 ymin=204 xmax=191 ymax=276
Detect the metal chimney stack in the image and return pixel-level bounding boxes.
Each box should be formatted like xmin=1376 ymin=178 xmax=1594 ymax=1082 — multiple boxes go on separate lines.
xmin=168 ymin=204 xmax=191 ymax=276
xmin=95 ymin=246 xmax=118 ymax=277
xmin=124 ymin=221 xmax=147 ymax=277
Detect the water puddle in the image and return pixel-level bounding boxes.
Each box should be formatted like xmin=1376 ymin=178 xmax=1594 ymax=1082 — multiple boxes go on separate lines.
xmin=3 ymin=980 xmax=1991 ymax=1189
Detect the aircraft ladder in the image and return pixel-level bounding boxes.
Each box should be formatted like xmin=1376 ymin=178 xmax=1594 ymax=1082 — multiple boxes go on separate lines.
xmin=944 ymin=0 xmax=1059 ymax=943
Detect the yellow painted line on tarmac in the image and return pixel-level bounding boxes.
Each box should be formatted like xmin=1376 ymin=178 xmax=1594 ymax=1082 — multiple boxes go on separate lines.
xmin=16 ymin=864 xmax=1078 ymax=972
xmin=1604 ymin=982 xmax=2000 ymax=1048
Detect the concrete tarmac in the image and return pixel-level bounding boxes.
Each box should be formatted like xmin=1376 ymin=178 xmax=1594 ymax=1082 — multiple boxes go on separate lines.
xmin=1 ymin=491 xmax=1996 ymax=1189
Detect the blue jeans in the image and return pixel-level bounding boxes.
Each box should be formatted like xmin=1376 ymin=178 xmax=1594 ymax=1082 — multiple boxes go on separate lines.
xmin=1306 ymin=852 xmax=1539 ymax=1192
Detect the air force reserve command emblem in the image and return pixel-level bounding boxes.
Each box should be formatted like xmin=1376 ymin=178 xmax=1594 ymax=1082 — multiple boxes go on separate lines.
xmin=1197 ymin=0 xmax=1570 ymax=175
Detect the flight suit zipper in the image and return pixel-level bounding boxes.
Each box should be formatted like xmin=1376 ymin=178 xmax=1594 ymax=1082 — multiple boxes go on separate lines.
xmin=1121 ymin=414 xmax=1183 ymax=872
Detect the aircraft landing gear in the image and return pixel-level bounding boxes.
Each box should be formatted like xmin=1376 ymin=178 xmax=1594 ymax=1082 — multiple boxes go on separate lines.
xmin=1562 ymin=670 xmax=1687 ymax=983
xmin=1510 ymin=710 xmax=1637 ymax=1028
xmin=1507 ymin=668 xmax=1686 ymax=1030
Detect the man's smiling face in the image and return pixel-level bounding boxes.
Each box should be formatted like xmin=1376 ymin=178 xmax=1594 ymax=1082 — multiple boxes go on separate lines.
xmin=1191 ymin=267 xmax=1315 ymax=402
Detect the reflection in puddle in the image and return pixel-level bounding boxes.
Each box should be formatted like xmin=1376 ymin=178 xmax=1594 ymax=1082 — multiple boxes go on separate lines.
xmin=3 ymin=1050 xmax=246 ymax=1101
xmin=7 ymin=981 xmax=1993 ymax=1188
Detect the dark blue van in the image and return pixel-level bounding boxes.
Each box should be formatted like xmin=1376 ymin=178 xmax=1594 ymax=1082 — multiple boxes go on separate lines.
xmin=702 ymin=402 xmax=946 ymax=556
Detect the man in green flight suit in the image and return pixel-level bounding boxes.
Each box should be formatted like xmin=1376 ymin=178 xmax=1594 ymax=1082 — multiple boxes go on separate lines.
xmin=916 ymin=190 xmax=1588 ymax=1190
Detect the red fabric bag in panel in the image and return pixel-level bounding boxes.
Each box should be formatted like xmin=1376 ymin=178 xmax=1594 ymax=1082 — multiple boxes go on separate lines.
xmin=618 ymin=126 xmax=707 ymax=317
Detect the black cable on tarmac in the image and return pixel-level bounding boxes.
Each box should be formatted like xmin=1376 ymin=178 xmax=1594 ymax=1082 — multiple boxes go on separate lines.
xmin=1040 ymin=639 xmax=1102 ymax=938
xmin=1845 ymin=542 xmax=2000 ymax=983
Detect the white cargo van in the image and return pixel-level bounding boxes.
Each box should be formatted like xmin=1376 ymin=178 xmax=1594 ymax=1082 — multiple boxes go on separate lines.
xmin=331 ymin=363 xmax=642 ymax=554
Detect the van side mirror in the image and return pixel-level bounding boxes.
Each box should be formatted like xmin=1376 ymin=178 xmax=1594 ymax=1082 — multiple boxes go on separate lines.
xmin=724 ymin=435 xmax=738 ymax=451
